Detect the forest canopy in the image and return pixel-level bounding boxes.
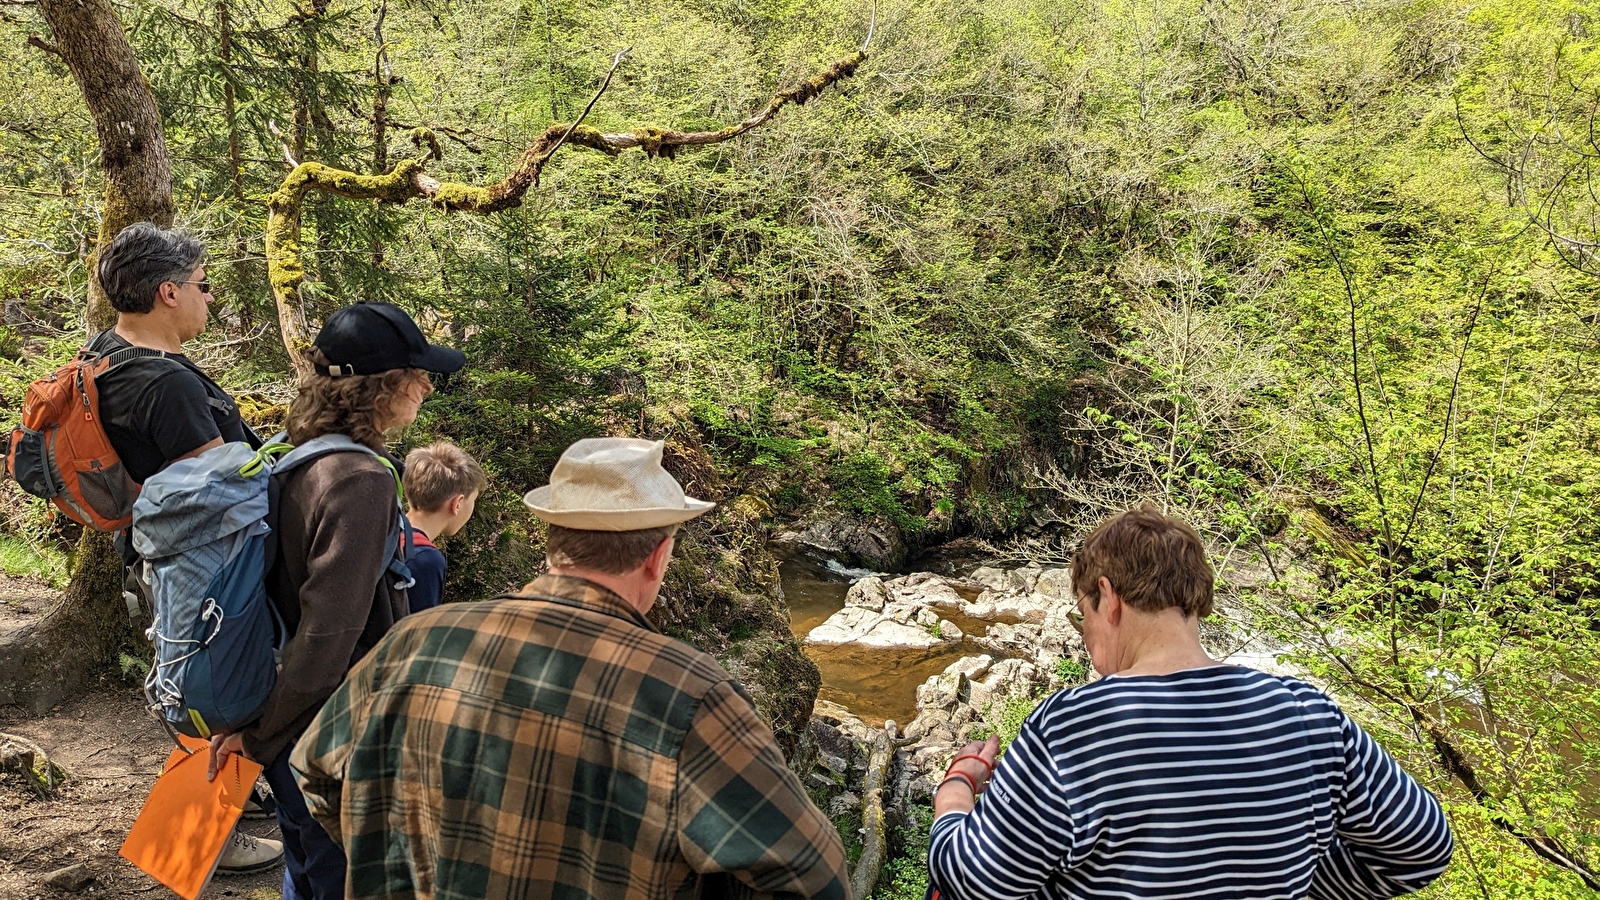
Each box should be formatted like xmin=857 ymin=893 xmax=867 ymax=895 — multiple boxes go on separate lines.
xmin=3 ymin=0 xmax=1600 ymax=894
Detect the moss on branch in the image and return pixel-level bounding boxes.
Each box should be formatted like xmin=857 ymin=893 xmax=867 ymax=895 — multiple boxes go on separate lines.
xmin=262 ymin=49 xmax=866 ymax=366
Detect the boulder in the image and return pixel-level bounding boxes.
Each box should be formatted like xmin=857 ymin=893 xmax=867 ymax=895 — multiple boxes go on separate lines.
xmin=915 ymin=667 xmax=967 ymax=712
xmin=1035 ymin=567 xmax=1073 ymax=599
xmin=845 ymin=576 xmax=889 ymax=611
xmin=805 ymin=607 xmax=943 ymax=650
xmin=886 ymin=573 xmax=967 ymax=612
xmin=947 ymin=654 xmax=994 ymax=680
xmin=773 ymin=515 xmax=906 ymax=569
xmin=968 ymin=566 xmax=1023 ymax=593
xmin=1012 ymin=564 xmax=1044 ymax=592
xmin=989 ymin=591 xmax=1055 ymax=622
xmin=970 ymin=659 xmax=1044 ymax=714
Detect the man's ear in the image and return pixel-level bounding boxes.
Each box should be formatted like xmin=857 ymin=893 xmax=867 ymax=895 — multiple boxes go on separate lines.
xmin=154 ymin=281 xmax=181 ymax=309
xmin=643 ymin=535 xmax=675 ymax=581
xmin=447 ymin=493 xmax=464 ymax=516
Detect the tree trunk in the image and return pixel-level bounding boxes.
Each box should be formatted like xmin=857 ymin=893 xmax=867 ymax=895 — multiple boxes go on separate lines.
xmin=0 ymin=531 xmax=137 ymax=712
xmin=37 ymin=0 xmax=174 ymax=333
xmin=3 ymin=0 xmax=175 ymax=711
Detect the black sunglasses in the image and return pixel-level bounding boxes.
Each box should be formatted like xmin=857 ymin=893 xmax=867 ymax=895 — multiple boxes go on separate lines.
xmin=176 ymin=279 xmax=213 ymax=294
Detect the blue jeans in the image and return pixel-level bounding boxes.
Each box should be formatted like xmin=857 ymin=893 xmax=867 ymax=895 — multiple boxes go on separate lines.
xmin=263 ymin=743 xmax=346 ymax=900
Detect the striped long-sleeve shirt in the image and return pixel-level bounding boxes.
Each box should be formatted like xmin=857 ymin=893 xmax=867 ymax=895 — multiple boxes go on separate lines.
xmin=928 ymin=666 xmax=1452 ymax=900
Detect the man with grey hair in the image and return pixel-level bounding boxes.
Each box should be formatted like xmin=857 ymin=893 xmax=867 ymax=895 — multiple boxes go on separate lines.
xmin=90 ymin=222 xmax=280 ymax=873
xmin=294 ymin=438 xmax=851 ymax=900
xmin=89 ymin=222 xmax=260 ymax=486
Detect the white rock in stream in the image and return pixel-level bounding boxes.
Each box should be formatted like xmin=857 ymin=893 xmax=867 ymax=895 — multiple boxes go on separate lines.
xmin=804 ymin=606 xmax=945 ymax=650
xmin=844 ymin=576 xmax=889 ymax=611
xmin=805 ymin=567 xmax=1077 ymax=653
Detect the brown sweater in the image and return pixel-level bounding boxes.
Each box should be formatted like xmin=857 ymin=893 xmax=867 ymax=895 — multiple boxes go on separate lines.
xmin=241 ymin=449 xmax=409 ymax=764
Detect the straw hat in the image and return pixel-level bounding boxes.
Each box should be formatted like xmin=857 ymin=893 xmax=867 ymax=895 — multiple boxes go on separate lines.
xmin=523 ymin=438 xmax=715 ymax=531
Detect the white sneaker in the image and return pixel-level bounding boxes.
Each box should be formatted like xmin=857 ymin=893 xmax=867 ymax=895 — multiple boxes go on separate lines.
xmin=217 ymin=829 xmax=284 ymax=874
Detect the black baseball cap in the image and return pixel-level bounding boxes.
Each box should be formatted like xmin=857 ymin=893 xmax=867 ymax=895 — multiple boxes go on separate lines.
xmin=312 ymin=302 xmax=466 ymax=376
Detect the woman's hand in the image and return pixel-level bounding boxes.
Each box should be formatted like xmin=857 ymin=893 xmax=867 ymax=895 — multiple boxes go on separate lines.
xmin=207 ymin=732 xmax=250 ymax=782
xmin=934 ymin=735 xmax=1001 ymax=818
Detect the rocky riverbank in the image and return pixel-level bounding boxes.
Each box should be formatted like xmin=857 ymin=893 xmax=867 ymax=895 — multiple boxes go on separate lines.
xmin=797 ymin=562 xmax=1090 ymax=871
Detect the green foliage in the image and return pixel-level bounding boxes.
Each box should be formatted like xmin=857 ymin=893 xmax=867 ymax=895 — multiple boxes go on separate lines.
xmin=870 ymin=803 xmax=933 ymax=900
xmin=990 ymin=691 xmax=1043 ymax=750
xmin=1054 ymin=657 xmax=1087 ymax=685
xmin=118 ymin=651 xmax=153 ymax=682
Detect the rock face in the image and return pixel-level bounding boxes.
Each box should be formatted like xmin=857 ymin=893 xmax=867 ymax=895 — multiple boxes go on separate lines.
xmin=774 ymin=514 xmax=907 ymax=570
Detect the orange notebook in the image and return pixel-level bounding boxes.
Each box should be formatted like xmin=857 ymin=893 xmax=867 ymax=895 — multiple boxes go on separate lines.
xmin=119 ymin=735 xmax=264 ymax=900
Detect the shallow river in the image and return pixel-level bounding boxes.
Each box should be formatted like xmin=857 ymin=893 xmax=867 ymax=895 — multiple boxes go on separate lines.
xmin=780 ymin=554 xmax=985 ymax=725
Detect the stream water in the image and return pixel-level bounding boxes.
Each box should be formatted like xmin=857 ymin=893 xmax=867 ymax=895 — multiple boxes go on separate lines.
xmin=780 ymin=554 xmax=989 ymax=725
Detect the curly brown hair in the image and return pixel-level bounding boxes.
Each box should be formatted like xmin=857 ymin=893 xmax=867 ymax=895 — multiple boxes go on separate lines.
xmin=286 ymin=350 xmax=426 ymax=450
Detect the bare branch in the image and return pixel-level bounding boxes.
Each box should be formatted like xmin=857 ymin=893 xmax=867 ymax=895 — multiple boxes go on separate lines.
xmin=862 ymin=0 xmax=877 ymax=52
xmin=26 ymin=33 xmax=59 ymax=54
xmin=267 ymin=118 xmax=298 ymax=168
xmin=544 ymin=47 xmax=629 ymax=171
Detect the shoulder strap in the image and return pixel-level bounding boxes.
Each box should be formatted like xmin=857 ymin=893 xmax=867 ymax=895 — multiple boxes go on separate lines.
xmin=90 ymin=345 xmax=175 ymax=373
xmin=385 ymin=509 xmax=416 ymax=591
xmin=272 ymin=435 xmax=404 ymax=501
xmin=268 ymin=434 xmax=414 ymax=591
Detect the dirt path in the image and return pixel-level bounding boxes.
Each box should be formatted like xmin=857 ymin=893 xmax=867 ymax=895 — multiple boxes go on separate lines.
xmin=0 ymin=641 xmax=283 ymax=899
xmin=0 ymin=573 xmax=57 ymax=638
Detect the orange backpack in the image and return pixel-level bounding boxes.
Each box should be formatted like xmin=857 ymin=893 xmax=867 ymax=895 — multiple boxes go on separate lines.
xmin=6 ymin=346 xmax=169 ymax=531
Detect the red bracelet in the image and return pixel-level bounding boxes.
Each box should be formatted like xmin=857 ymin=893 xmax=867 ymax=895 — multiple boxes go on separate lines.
xmin=950 ymin=753 xmax=995 ymax=775
xmin=939 ymin=771 xmax=981 ymax=795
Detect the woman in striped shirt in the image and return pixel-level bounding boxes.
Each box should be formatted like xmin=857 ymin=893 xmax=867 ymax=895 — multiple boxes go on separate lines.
xmin=927 ymin=507 xmax=1453 ymax=900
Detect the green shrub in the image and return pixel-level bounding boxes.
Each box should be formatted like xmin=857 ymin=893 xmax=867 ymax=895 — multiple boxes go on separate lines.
xmin=1055 ymin=657 xmax=1088 ymax=684
xmin=870 ymin=803 xmax=933 ymax=900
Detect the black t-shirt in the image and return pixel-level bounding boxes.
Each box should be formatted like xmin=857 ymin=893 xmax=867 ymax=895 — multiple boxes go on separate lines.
xmin=87 ymin=329 xmax=262 ymax=486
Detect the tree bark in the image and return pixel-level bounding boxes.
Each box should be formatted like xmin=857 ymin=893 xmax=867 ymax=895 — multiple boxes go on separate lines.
xmin=851 ymin=719 xmax=918 ymax=900
xmin=37 ymin=0 xmax=174 ymax=333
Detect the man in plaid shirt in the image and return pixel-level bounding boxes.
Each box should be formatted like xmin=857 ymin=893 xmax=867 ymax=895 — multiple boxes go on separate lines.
xmin=292 ymin=438 xmax=850 ymax=900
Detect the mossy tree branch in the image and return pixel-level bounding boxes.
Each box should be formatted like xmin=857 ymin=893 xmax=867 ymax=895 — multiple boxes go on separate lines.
xmin=264 ymin=50 xmax=865 ymax=374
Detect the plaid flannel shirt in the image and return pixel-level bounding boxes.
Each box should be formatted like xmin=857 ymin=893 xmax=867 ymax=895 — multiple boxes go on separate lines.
xmin=292 ymin=574 xmax=849 ymax=900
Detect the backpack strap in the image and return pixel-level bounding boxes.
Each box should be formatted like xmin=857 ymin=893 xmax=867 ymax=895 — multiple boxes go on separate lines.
xmin=96 ymin=345 xmax=173 ymax=371
xmin=269 ymin=434 xmax=414 ymax=591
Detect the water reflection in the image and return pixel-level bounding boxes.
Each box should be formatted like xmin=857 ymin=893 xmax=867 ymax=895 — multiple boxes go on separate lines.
xmin=780 ymin=554 xmax=980 ymax=725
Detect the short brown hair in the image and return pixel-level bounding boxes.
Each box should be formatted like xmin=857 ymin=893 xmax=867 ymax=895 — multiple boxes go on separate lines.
xmin=1071 ymin=506 xmax=1214 ymax=618
xmin=545 ymin=524 xmax=676 ymax=575
xmin=404 ymin=442 xmax=487 ymax=512
xmin=287 ymin=350 xmax=425 ymax=451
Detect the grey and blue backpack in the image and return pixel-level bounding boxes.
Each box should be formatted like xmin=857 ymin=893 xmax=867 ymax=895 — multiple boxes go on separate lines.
xmin=133 ymin=435 xmax=413 ymax=740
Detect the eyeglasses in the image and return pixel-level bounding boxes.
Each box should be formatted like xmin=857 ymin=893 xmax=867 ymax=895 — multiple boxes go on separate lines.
xmin=1069 ymin=609 xmax=1084 ymax=635
xmin=176 ymin=279 xmax=213 ymax=294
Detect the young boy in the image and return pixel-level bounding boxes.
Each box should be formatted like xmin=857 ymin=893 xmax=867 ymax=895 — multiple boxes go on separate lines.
xmin=402 ymin=441 xmax=486 ymax=613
